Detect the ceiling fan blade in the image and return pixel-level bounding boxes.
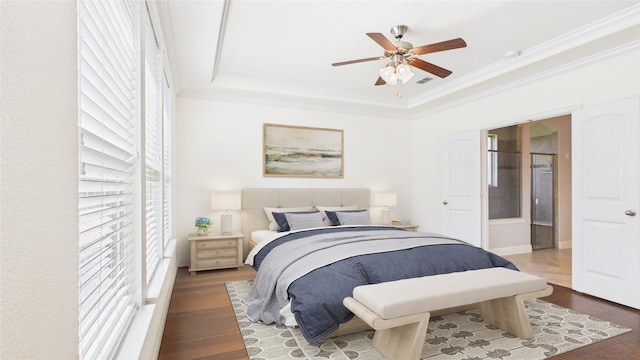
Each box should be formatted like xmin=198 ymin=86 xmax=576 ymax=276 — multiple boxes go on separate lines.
xmin=366 ymin=33 xmax=397 ymax=52
xmin=332 ymin=56 xmax=384 ymax=66
xmin=408 ymin=58 xmax=452 ymax=78
xmin=412 ymin=38 xmax=467 ymax=55
xmin=375 ymin=76 xmax=386 ymax=86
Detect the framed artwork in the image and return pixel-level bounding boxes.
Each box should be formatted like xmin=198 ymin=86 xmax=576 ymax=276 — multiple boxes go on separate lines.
xmin=263 ymin=123 xmax=344 ymax=178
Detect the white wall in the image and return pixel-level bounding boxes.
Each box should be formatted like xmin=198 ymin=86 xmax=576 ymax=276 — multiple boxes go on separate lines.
xmin=1 ymin=1 xmax=80 ymax=357
xmin=412 ymin=47 xmax=640 ymax=251
xmin=175 ymin=97 xmax=413 ymax=266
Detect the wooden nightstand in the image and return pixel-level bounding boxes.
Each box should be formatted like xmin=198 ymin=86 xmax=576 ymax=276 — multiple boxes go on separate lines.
xmin=188 ymin=232 xmax=244 ymax=275
xmin=393 ymin=224 xmax=419 ymax=232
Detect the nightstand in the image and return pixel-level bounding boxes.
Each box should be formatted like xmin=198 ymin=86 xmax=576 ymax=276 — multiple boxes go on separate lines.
xmin=393 ymin=224 xmax=419 ymax=232
xmin=188 ymin=232 xmax=244 ymax=275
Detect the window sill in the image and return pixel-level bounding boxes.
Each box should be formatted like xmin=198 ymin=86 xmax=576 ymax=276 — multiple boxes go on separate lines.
xmin=116 ymin=239 xmax=177 ymax=359
xmin=488 ymin=218 xmax=527 ymax=225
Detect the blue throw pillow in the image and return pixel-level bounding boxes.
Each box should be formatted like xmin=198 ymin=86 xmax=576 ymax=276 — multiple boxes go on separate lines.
xmin=273 ymin=211 xmax=319 ymax=232
xmin=325 ymin=209 xmax=368 ymax=226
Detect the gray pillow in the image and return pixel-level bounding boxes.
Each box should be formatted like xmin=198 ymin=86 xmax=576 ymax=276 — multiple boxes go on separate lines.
xmin=285 ymin=212 xmax=325 ymax=231
xmin=336 ymin=210 xmax=372 ymax=225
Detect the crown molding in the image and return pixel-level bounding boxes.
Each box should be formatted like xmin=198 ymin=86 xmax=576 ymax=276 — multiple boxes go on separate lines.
xmin=411 ymin=40 xmax=640 ymax=120
xmin=210 ymin=0 xmax=231 ymax=83
xmin=407 ymin=3 xmax=640 ymax=109
xmin=180 ymin=89 xmax=413 ymax=120
xmin=191 ymin=4 xmax=639 ymax=118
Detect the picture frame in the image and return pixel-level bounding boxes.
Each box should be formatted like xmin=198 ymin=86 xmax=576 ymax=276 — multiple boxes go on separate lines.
xmin=263 ymin=123 xmax=344 ymax=178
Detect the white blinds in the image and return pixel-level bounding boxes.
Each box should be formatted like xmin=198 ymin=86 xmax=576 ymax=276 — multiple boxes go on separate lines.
xmin=78 ymin=0 xmax=139 ymax=359
xmin=144 ymin=13 xmax=162 ymax=285
xmin=162 ymin=74 xmax=172 ymax=249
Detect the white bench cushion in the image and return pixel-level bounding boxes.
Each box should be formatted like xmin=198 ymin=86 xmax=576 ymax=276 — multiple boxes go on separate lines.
xmin=352 ymin=268 xmax=547 ymax=319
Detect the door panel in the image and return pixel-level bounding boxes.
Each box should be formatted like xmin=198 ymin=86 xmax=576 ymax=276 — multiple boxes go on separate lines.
xmin=442 ymin=131 xmax=482 ymax=248
xmin=572 ymin=96 xmax=639 ymax=309
xmin=531 ymin=154 xmax=555 ymax=250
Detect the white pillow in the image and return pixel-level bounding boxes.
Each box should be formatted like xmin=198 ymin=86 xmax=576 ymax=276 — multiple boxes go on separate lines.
xmin=336 ymin=210 xmax=372 ymax=226
xmin=315 ymin=205 xmax=359 ymax=226
xmin=285 ymin=212 xmax=325 ymax=231
xmin=264 ymin=206 xmax=313 ymax=231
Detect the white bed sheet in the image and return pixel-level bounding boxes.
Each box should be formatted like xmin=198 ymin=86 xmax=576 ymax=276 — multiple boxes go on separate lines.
xmin=251 ymin=229 xmax=280 ymax=245
xmin=246 ymin=230 xmax=288 ymax=266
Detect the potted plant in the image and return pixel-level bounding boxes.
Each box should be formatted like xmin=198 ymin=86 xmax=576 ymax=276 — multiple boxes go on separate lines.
xmin=195 ymin=216 xmax=212 ymax=235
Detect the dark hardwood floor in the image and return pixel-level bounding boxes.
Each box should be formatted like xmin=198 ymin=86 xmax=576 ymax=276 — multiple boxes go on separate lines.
xmin=158 ymin=265 xmax=640 ymax=359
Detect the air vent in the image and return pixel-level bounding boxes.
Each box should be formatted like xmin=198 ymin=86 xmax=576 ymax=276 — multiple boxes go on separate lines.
xmin=416 ymin=77 xmax=433 ymax=84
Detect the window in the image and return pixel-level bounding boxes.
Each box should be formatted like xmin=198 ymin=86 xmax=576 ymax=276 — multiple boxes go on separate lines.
xmin=162 ymin=74 xmax=172 ymax=249
xmin=488 ymin=134 xmax=498 ymax=187
xmin=78 ymin=1 xmax=139 ymax=358
xmin=488 ymin=126 xmax=522 ymax=219
xmin=79 ymin=1 xmax=172 ymax=357
xmin=144 ymin=12 xmax=162 ymax=285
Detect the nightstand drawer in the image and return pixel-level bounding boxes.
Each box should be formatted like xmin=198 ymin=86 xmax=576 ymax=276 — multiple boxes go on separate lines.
xmin=197 ymin=248 xmax=237 ymax=259
xmin=196 ymin=239 xmax=237 ymax=249
xmin=197 ymin=257 xmax=238 ymax=268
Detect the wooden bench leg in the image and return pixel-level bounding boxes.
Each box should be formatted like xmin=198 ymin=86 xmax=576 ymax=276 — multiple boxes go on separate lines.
xmin=372 ymin=316 xmax=430 ymax=360
xmin=479 ymin=294 xmax=532 ymax=340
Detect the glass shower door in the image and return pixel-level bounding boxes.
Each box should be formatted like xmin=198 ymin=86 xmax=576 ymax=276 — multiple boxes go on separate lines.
xmin=531 ymin=153 xmax=555 ymax=250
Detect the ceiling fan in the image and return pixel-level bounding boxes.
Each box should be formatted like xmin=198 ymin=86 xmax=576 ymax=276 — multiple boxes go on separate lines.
xmin=332 ymin=25 xmax=467 ymax=86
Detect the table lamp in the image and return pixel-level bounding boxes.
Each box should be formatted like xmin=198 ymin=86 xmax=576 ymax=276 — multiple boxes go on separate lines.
xmin=212 ymin=193 xmax=241 ymax=234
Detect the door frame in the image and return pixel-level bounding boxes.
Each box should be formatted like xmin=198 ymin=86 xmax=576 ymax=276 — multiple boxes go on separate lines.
xmin=478 ymin=105 xmax=580 ymax=253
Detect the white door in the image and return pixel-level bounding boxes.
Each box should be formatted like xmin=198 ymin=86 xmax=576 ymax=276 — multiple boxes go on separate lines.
xmin=572 ymin=97 xmax=640 ymax=309
xmin=442 ymin=131 xmax=482 ymax=248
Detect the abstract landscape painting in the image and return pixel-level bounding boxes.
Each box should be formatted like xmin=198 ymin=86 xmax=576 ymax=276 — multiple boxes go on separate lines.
xmin=263 ymin=123 xmax=343 ymax=178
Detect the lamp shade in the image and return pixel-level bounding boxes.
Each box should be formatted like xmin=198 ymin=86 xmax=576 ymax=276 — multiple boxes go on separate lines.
xmin=379 ymin=65 xmax=396 ymax=82
xmin=395 ymin=64 xmax=414 ymax=83
xmin=211 ymin=193 xmax=241 ymax=211
xmin=374 ymin=192 xmax=397 ymax=207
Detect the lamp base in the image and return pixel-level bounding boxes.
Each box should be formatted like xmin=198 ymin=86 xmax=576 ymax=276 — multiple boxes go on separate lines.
xmin=220 ymin=212 xmax=232 ymax=234
xmin=381 ymin=208 xmax=391 ymax=225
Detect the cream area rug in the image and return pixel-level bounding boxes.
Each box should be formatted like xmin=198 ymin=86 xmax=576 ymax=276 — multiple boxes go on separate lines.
xmin=226 ymin=280 xmax=631 ymax=360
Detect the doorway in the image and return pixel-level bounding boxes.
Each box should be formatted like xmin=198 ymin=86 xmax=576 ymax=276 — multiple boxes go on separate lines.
xmin=487 ymin=116 xmax=571 ymax=254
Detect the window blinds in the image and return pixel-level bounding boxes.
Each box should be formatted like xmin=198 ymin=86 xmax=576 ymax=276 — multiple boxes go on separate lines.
xmin=144 ymin=12 xmax=162 ymax=285
xmin=162 ymin=74 xmax=172 ymax=250
xmin=78 ymin=0 xmax=139 ymax=358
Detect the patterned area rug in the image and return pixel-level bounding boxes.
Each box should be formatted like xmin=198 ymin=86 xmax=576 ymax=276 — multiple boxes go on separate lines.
xmin=226 ymin=280 xmax=631 ymax=360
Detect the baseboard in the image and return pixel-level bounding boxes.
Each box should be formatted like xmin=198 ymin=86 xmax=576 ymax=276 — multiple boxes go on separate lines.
xmin=489 ymin=244 xmax=532 ymax=256
xmin=558 ymin=240 xmax=572 ymax=249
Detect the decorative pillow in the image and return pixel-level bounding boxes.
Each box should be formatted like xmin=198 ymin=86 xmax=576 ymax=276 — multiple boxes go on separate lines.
xmin=284 ymin=212 xmax=325 ymax=231
xmin=325 ymin=209 xmax=368 ymax=226
xmin=315 ymin=205 xmax=359 ymax=225
xmin=272 ymin=211 xmax=318 ymax=232
xmin=264 ymin=206 xmax=313 ymax=231
xmin=336 ymin=210 xmax=372 ymax=226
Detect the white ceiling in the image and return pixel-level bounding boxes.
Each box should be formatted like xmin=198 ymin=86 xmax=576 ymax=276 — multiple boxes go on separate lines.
xmin=160 ymin=1 xmax=640 ymax=118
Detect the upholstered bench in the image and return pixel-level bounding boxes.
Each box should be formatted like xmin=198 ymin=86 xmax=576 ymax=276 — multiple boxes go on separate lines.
xmin=342 ymin=267 xmax=553 ymax=360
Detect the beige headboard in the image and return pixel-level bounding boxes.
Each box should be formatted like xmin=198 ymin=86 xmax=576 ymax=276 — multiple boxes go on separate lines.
xmin=240 ymin=188 xmax=370 ymax=258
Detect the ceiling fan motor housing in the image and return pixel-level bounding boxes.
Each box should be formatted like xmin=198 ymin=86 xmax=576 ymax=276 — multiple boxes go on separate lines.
xmin=390 ymin=25 xmax=408 ymax=39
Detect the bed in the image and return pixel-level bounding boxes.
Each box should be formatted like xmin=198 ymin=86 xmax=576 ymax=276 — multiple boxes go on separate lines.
xmin=240 ymin=188 xmax=519 ymax=344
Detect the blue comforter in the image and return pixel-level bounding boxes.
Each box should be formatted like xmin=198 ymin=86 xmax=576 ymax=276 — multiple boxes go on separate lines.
xmin=246 ymin=226 xmax=517 ymax=343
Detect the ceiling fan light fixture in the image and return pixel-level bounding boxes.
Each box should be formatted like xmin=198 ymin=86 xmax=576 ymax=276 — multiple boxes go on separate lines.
xmin=379 ymin=64 xmax=396 ymax=82
xmin=395 ymin=64 xmax=414 ymax=83
xmin=387 ymin=74 xmax=398 ymax=85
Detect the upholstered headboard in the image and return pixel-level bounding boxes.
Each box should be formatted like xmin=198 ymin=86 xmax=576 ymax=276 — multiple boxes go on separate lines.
xmin=240 ymin=188 xmax=370 ymax=258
